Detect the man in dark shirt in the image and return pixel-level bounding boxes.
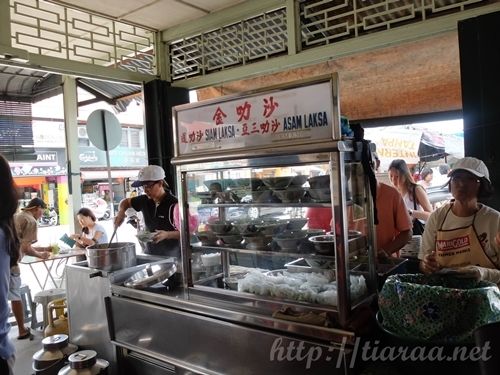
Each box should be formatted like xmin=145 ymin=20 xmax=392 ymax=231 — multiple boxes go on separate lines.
xmin=115 ymin=165 xmax=180 ymax=257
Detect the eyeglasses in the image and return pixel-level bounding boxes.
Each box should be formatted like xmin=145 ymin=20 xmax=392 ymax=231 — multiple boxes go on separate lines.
xmin=450 ymin=174 xmax=480 ymax=184
xmin=143 ymin=181 xmax=158 ymax=189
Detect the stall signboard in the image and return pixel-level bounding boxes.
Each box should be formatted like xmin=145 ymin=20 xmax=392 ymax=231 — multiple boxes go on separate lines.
xmin=174 ymin=78 xmax=338 ymax=155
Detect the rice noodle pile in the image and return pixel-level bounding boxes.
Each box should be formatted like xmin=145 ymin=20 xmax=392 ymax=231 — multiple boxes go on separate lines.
xmin=238 ymin=270 xmax=367 ymax=306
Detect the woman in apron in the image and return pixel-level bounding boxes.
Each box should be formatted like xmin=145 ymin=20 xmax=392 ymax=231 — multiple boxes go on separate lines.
xmin=419 ymin=157 xmax=500 ymax=283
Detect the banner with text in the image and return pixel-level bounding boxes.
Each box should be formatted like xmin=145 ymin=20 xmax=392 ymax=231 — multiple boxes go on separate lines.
xmin=175 ymin=80 xmax=337 ymax=155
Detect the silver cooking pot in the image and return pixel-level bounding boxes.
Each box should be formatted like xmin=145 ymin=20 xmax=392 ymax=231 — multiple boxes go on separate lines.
xmin=86 ymin=242 xmax=137 ymax=271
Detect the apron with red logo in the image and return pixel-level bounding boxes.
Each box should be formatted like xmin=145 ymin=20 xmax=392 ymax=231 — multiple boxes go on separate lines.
xmin=435 ymin=205 xmax=497 ymax=269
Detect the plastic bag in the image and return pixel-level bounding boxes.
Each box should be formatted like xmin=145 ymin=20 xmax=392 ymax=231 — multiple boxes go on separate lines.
xmin=378 ymin=274 xmax=500 ymax=343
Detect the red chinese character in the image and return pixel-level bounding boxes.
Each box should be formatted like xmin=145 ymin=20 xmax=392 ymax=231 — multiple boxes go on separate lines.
xmin=181 ymin=132 xmax=187 ymax=143
xmin=196 ymin=130 xmax=203 ymax=142
xmin=188 ymin=131 xmax=196 ymax=143
xmin=271 ymin=119 xmax=280 ymax=133
xmin=236 ymin=101 xmax=252 ymax=122
xmin=213 ymin=107 xmax=227 ymax=125
xmin=260 ymin=120 xmax=270 ymax=134
xmin=263 ymin=96 xmax=279 ymax=118
xmin=250 ymin=122 xmax=259 ymax=134
xmin=241 ymin=123 xmax=250 ymax=136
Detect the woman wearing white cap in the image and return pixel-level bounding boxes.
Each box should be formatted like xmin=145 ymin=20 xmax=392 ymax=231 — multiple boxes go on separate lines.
xmin=419 ymin=157 xmax=500 ymax=283
xmin=114 ymin=165 xmax=180 ymax=257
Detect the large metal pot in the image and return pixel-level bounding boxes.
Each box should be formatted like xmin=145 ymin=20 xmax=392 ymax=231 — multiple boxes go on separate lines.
xmin=86 ymin=242 xmax=137 ymax=271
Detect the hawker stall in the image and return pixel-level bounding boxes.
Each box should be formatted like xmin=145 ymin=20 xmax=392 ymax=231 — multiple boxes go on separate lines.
xmin=106 ymin=75 xmax=383 ymax=374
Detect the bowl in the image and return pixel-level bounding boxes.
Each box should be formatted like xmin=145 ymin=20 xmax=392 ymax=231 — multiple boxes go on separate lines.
xmin=217 ymin=234 xmax=243 ymax=246
xmin=206 ymin=221 xmax=234 ymax=234
xmin=243 ymin=233 xmax=271 ymax=250
xmin=195 ymin=231 xmax=218 ymax=246
xmin=307 ymin=188 xmax=331 ymax=202
xmin=252 ymin=219 xmax=284 ymax=236
xmin=308 ymin=235 xmax=336 ymax=254
xmin=136 ymin=231 xmax=155 ymax=243
xmin=286 ymin=218 xmax=308 ymax=231
xmin=272 ymin=230 xmax=308 ymax=251
xmin=231 ymin=178 xmax=263 ymax=191
xmin=272 ymin=188 xmax=305 ymax=203
xmin=308 ymin=175 xmax=330 ymax=189
xmin=262 ymin=176 xmax=294 ymax=190
xmin=289 ymin=175 xmax=308 ymax=188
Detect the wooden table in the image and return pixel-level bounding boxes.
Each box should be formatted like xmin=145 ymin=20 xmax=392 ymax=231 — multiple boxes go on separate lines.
xmin=20 ymin=249 xmax=85 ymax=290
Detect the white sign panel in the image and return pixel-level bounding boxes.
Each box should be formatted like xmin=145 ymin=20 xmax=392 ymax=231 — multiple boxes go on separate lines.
xmin=175 ymin=81 xmax=337 ymax=155
xmin=365 ymin=127 xmax=421 ymax=169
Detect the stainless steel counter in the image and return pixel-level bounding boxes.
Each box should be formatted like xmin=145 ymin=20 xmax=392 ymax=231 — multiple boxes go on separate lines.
xmin=66 ymin=254 xmax=170 ymax=375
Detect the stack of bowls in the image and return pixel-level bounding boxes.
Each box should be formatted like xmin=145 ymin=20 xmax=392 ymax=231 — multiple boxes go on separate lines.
xmin=206 ymin=221 xmax=242 ymax=247
xmin=307 ymin=175 xmax=331 ymax=202
xmin=272 ymin=230 xmax=308 ymax=252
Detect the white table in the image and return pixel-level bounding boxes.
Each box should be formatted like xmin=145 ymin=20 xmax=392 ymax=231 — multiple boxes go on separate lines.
xmin=20 ymin=250 xmax=85 ymax=290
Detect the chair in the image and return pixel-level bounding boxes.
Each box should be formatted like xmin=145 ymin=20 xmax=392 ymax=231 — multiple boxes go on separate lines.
xmin=473 ymin=321 xmax=500 ymax=375
xmin=8 ymin=284 xmax=37 ymax=328
xmin=31 ymin=288 xmax=66 ymax=329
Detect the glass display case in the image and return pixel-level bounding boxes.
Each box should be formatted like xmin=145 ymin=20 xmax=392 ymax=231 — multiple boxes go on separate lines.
xmin=175 ymin=141 xmax=377 ymax=331
xmin=107 ymin=76 xmax=380 ymax=374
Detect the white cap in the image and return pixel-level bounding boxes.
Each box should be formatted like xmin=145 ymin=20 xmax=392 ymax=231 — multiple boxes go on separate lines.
xmin=448 ymin=157 xmax=490 ymax=183
xmin=132 ymin=165 xmax=166 ymax=187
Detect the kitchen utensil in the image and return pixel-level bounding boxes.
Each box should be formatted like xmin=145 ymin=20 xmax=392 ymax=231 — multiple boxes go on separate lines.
xmin=107 ymin=225 xmax=118 ymax=247
xmin=124 ymin=261 xmax=177 ymax=289
xmin=32 ymin=334 xmax=77 ymax=375
xmin=308 ymin=235 xmax=335 ymax=254
xmin=57 ymin=350 xmax=109 ymax=374
xmin=86 ymin=242 xmax=136 ymax=271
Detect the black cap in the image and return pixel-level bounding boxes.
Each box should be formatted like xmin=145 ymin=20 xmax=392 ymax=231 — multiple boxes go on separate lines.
xmin=22 ymin=197 xmax=47 ymax=210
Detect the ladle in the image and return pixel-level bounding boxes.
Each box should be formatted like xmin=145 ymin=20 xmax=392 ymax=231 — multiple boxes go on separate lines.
xmin=106 ymin=225 xmax=118 ymax=248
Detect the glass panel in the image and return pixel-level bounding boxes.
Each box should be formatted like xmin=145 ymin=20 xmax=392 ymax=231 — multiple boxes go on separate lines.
xmin=185 ymin=156 xmax=372 ymax=308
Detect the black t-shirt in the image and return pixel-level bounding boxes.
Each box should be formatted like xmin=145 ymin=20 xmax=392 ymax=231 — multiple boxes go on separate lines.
xmin=131 ymin=193 xmax=180 ymax=257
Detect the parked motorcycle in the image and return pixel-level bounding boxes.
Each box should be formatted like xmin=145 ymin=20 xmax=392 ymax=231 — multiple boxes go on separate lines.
xmin=38 ymin=207 xmax=59 ymax=226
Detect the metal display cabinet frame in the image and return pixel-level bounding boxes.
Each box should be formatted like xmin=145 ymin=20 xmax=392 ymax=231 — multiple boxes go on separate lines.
xmin=106 ymin=76 xmax=378 ymax=374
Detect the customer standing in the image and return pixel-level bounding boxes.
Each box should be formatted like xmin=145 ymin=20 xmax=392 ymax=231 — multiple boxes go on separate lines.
xmin=388 ymin=159 xmax=433 ymax=235
xmin=419 ymin=157 xmax=500 ymax=283
xmin=373 ymin=154 xmax=413 ymax=256
xmin=11 ymin=197 xmax=51 ymax=340
xmin=114 ymin=165 xmax=180 ymax=257
xmin=70 ymin=208 xmax=108 ymax=248
xmin=417 ymin=167 xmax=434 ymax=189
xmin=0 ymin=154 xmax=20 ymax=374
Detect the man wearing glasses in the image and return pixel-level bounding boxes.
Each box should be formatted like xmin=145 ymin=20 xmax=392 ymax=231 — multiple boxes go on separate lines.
xmin=114 ymin=165 xmax=180 ymax=257
xmin=419 ymin=157 xmax=500 ymax=284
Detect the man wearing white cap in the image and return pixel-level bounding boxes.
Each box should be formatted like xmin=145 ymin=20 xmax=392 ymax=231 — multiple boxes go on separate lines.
xmin=114 ymin=165 xmax=180 ymax=257
xmin=419 ymin=157 xmax=500 ymax=284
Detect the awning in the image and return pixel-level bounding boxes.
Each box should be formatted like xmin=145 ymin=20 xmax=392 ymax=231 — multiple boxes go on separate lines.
xmin=14 ymin=176 xmax=47 ymax=186
xmin=81 ymin=169 xmax=140 ymax=180
xmin=0 ymin=64 xmax=142 ymax=113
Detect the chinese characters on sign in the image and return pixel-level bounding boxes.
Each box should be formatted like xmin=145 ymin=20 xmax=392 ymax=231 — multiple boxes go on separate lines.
xmin=175 ymin=81 xmax=336 ymax=155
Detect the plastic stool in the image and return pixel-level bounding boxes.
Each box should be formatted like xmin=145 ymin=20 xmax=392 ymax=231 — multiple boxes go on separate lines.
xmin=8 ymin=284 xmax=35 ymax=327
xmin=32 ymin=288 xmax=66 ymax=329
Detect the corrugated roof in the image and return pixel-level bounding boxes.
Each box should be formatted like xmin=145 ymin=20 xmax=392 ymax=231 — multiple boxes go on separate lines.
xmin=0 ymin=64 xmax=142 ymax=112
